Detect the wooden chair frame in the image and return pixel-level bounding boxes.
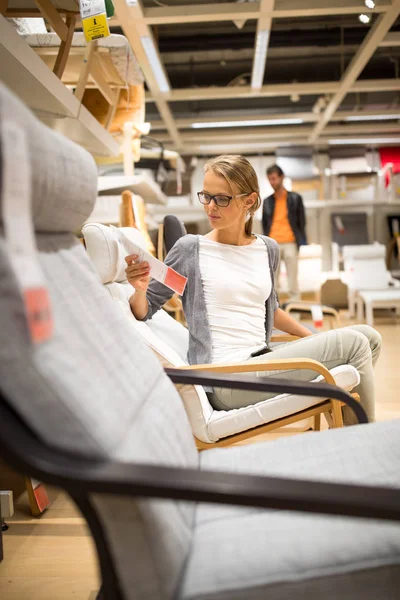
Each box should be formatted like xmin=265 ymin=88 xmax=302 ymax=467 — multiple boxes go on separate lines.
xmin=3 ymin=0 xmax=78 ymax=79
xmin=173 ymin=356 xmax=360 ymax=450
xmin=284 ymin=301 xmax=341 ymax=329
xmin=3 ymin=0 xmax=123 ymax=129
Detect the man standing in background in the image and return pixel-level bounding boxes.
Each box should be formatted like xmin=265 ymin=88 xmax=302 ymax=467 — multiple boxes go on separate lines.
xmin=262 ymin=164 xmax=307 ymax=302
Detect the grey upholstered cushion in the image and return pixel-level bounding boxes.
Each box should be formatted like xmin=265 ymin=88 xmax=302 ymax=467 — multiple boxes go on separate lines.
xmin=0 ymin=82 xmax=97 ymax=233
xmin=0 ymin=82 xmax=198 ymax=600
xmin=180 ymin=419 xmax=400 ymax=600
xmin=2 ymin=81 xmax=400 ymax=600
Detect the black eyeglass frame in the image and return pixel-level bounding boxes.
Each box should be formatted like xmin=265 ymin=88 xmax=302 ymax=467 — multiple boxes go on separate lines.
xmin=197 ymin=191 xmax=250 ymax=208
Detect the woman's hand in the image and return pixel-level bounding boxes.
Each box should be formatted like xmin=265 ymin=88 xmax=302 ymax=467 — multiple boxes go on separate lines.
xmin=125 ymin=254 xmax=150 ymax=293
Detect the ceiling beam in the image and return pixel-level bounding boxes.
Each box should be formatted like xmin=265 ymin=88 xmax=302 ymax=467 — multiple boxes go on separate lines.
xmin=380 ymin=31 xmax=400 ymax=46
xmin=112 ymin=0 xmax=182 ymax=150
xmin=146 ymin=79 xmax=400 ymax=103
xmin=149 ymin=110 xmax=400 ymax=131
xmin=251 ymin=0 xmax=275 ymax=90
xmin=153 ymin=122 xmax=400 ymax=145
xmin=143 ymin=2 xmax=261 ymax=25
xmin=150 ymin=113 xmax=318 ymax=130
xmin=271 ymin=0 xmax=390 ymax=18
xmin=309 ymin=1 xmax=400 ymax=144
xmin=143 ymin=1 xmax=391 ymax=25
xmin=182 ymin=136 xmax=400 ymax=155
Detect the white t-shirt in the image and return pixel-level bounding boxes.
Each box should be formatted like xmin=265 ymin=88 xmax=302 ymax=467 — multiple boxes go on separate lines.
xmin=199 ymin=236 xmax=272 ymax=363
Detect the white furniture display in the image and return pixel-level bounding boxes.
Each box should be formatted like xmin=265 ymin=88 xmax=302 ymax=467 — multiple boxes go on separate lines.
xmin=357 ymin=289 xmax=400 ymax=326
xmin=343 ymin=244 xmax=400 ymax=325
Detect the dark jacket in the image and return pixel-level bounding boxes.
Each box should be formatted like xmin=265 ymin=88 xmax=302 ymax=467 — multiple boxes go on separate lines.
xmin=262 ymin=190 xmax=307 ymax=248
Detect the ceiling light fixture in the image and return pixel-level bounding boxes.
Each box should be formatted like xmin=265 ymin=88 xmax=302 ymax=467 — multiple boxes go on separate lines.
xmin=251 ymin=29 xmax=270 ymax=90
xmin=191 ymin=118 xmax=304 ymax=129
xmin=328 ymin=137 xmax=400 ymax=145
xmin=345 ymin=114 xmax=400 ymax=121
xmin=365 ymin=0 xmax=375 ymax=8
xmin=140 ymin=35 xmax=170 ymax=93
xmin=359 ymin=13 xmax=371 ymax=24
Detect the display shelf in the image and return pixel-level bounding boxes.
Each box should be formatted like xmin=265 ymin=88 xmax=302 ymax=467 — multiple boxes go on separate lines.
xmin=0 ymin=16 xmax=119 ymax=156
xmin=97 ymin=175 xmax=168 ymax=205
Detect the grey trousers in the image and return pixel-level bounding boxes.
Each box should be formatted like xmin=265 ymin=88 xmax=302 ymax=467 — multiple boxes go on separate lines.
xmin=209 ymin=325 xmax=382 ymax=426
xmin=278 ymin=242 xmax=299 ymax=301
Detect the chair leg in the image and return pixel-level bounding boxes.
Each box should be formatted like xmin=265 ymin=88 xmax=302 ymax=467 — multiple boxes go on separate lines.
xmin=348 ymin=290 xmax=355 ymax=318
xmin=324 ymin=411 xmax=334 ymax=429
xmin=365 ymin=301 xmax=374 ymax=327
xmin=356 ymin=296 xmax=364 ymax=323
xmin=53 ymin=15 xmax=76 ymax=79
xmin=331 ymin=401 xmax=344 ymax=428
xmin=313 ymin=413 xmax=321 ymax=431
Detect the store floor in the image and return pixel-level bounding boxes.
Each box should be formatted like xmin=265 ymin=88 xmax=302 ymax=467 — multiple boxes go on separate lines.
xmin=1 ymin=317 xmax=399 ymax=600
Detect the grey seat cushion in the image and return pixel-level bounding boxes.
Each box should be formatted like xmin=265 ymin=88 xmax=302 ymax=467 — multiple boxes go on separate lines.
xmin=180 ymin=420 xmax=400 ymax=600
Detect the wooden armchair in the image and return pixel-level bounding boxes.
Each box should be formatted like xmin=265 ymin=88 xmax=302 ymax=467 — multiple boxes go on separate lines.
xmin=174 ymin=357 xmax=360 ymax=450
xmin=82 ymin=224 xmax=362 ymax=450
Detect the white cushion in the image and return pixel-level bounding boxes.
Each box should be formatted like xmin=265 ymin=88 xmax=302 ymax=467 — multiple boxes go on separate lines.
xmin=359 ymin=289 xmax=400 ymax=302
xmin=206 ymin=364 xmax=359 ymax=441
xmin=343 ymin=243 xmax=386 ymax=260
xmin=83 ymin=224 xmax=361 ymax=444
xmin=82 ymin=222 xmax=147 ymax=284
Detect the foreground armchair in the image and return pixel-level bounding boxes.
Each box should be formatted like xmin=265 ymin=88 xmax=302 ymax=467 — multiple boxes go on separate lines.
xmin=2 ymin=82 xmax=400 ymax=600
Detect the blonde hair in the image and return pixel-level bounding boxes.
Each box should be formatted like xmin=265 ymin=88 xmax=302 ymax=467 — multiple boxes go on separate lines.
xmin=204 ymin=154 xmax=261 ymax=237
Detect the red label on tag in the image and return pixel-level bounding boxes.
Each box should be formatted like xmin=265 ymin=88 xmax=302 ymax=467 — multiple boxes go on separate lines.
xmin=33 ymin=482 xmax=50 ymax=513
xmin=164 ymin=267 xmax=187 ymax=296
xmin=24 ymin=287 xmax=53 ymax=343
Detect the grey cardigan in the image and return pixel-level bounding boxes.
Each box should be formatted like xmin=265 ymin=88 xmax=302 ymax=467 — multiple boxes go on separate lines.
xmin=144 ymin=234 xmax=280 ymax=365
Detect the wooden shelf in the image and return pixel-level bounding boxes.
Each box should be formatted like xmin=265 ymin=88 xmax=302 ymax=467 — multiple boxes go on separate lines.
xmin=97 ymin=175 xmax=168 ymax=205
xmin=0 ymin=16 xmax=119 ymax=157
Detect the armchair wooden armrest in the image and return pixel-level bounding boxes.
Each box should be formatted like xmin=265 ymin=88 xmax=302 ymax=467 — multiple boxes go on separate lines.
xmin=173 ymin=357 xmax=337 ymax=385
xmin=270 ymin=334 xmax=300 ymax=342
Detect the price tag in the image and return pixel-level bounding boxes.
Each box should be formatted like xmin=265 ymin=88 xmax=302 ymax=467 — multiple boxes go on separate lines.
xmin=80 ymin=0 xmax=110 ymax=42
xmin=334 ymin=216 xmax=345 ymax=234
xmin=2 ymin=122 xmax=53 ymax=344
xmin=111 ymin=226 xmax=188 ymax=296
xmin=311 ymin=305 xmax=323 ymax=329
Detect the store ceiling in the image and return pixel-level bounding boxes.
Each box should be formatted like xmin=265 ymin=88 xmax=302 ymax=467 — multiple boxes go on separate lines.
xmin=111 ymin=0 xmax=400 ymax=155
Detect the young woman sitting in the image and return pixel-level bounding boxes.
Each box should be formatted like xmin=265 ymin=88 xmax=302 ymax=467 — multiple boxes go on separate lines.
xmin=125 ymin=155 xmax=381 ymax=425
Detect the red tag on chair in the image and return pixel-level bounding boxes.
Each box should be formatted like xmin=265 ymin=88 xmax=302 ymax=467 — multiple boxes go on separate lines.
xmin=311 ymin=305 xmax=323 ymax=329
xmin=24 ymin=287 xmax=53 ymax=344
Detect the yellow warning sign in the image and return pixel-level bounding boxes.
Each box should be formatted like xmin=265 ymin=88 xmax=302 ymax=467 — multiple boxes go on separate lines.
xmin=82 ymin=13 xmax=110 ymax=42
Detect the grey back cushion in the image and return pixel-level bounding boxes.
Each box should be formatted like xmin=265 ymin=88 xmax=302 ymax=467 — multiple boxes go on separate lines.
xmin=163 ymin=214 xmax=187 ymax=254
xmin=0 ymin=82 xmax=198 ymax=600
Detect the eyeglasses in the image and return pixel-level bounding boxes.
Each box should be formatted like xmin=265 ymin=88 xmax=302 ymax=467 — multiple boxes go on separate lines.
xmin=197 ymin=192 xmax=249 ymax=208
